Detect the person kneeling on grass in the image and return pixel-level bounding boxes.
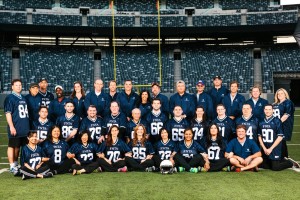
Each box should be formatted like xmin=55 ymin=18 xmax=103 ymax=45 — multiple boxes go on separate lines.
xmin=97 ymin=125 xmax=131 ymax=172
xmin=202 ymin=123 xmax=231 ymax=172
xmin=19 ymin=131 xmax=54 ymax=180
xmin=67 ymin=130 xmax=101 ymax=175
xmin=125 ymin=124 xmax=156 ymax=172
xmin=174 ymin=128 xmax=209 ymax=173
xmin=225 ymin=125 xmax=263 ymax=172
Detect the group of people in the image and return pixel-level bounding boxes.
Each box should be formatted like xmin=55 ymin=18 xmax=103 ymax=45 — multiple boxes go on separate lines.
xmin=4 ymin=76 xmax=299 ymax=180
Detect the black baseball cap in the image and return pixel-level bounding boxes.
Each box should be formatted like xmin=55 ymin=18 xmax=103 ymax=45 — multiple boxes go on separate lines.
xmin=29 ymin=83 xmax=39 ymax=88
xmin=213 ymin=76 xmax=222 ymax=80
xmin=39 ymin=78 xmax=48 ymax=83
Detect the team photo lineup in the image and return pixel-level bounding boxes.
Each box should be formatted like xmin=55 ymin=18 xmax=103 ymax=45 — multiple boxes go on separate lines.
xmin=4 ymin=75 xmax=299 ymax=180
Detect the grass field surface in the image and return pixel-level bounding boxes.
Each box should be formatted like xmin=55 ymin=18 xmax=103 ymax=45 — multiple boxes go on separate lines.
xmin=0 ymin=109 xmax=299 ymax=200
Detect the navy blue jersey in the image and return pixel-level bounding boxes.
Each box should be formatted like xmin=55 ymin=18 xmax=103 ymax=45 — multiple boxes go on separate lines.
xmin=258 ymin=116 xmax=284 ymax=160
xmin=146 ymin=111 xmax=168 ymax=143
xmin=25 ymin=93 xmax=41 ymax=122
xmin=226 ymin=138 xmax=260 ymax=159
xmin=222 ymin=93 xmax=245 ymax=118
xmin=80 ymin=117 xmax=103 ymax=143
xmin=273 ymin=99 xmax=294 ymax=141
xmin=84 ymin=91 xmax=110 ymax=118
xmin=48 ymin=97 xmax=69 ymax=122
xmin=207 ymin=86 xmax=229 ymax=117
xmin=245 ymin=97 xmax=269 ymax=122
xmin=213 ymin=116 xmax=235 ymax=145
xmin=152 ymin=93 xmax=169 ymax=117
xmin=38 ymin=90 xmax=54 ymax=107
xmin=32 ymin=119 xmax=54 ymax=141
xmin=126 ymin=119 xmax=149 ymax=140
xmin=235 ymin=115 xmax=259 ymax=142
xmin=165 ymin=117 xmax=190 ymax=142
xmin=98 ymin=139 xmax=131 ymax=163
xmin=56 ymin=114 xmax=80 ymax=140
xmin=42 ymin=140 xmax=69 ymax=166
xmin=68 ymin=142 xmax=100 ymax=165
xmin=138 ymin=102 xmax=152 ymax=120
xmin=20 ymin=145 xmax=44 ymax=169
xmin=205 ymin=139 xmax=226 ymax=161
xmin=154 ymin=139 xmax=177 ymax=160
xmin=190 ymin=119 xmax=209 ymax=145
xmin=116 ymin=90 xmax=139 ymax=117
xmin=70 ymin=96 xmax=86 ymax=119
xmin=103 ymin=112 xmax=127 ymax=134
xmin=176 ymin=140 xmax=205 ymax=159
xmin=128 ymin=140 xmax=154 ymax=163
xmin=194 ymin=92 xmax=214 ymax=120
xmin=169 ymin=92 xmax=195 ymax=120
xmin=4 ymin=93 xmax=30 ymax=138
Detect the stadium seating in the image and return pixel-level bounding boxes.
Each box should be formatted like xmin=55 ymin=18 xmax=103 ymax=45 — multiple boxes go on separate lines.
xmin=141 ymin=16 xmax=187 ymax=27
xmin=2 ymin=0 xmax=53 ymax=10
xmin=32 ymin=14 xmax=82 ymax=26
xmin=115 ymin=0 xmax=157 ymax=14
xmin=181 ymin=46 xmax=253 ymax=93
xmin=261 ymin=45 xmax=300 ymax=92
xmin=87 ymin=15 xmax=135 ymax=27
xmin=0 ymin=12 xmax=27 ymax=24
xmin=167 ymin=0 xmax=214 ymax=9
xmin=19 ymin=47 xmax=94 ymax=92
xmin=193 ymin=14 xmax=241 ymax=27
xmin=219 ymin=0 xmax=276 ymax=11
xmin=60 ymin=0 xmax=108 ymax=9
xmin=0 ymin=47 xmax=12 ymax=92
xmin=247 ymin=11 xmax=298 ymax=25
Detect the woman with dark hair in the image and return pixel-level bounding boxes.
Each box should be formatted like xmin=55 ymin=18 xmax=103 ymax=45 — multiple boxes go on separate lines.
xmin=97 ymin=125 xmax=131 ymax=172
xmin=190 ymin=106 xmax=209 ymax=145
xmin=67 ymin=130 xmax=101 ymax=175
xmin=174 ymin=128 xmax=208 ymax=173
xmin=202 ymin=123 xmax=230 ymax=172
xmin=19 ymin=131 xmax=53 ymax=180
xmin=42 ymin=125 xmax=76 ymax=174
xmin=70 ymin=81 xmax=86 ymax=119
xmin=125 ymin=124 xmax=156 ymax=171
xmin=136 ymin=90 xmax=152 ymax=120
xmin=152 ymin=128 xmax=177 ymax=170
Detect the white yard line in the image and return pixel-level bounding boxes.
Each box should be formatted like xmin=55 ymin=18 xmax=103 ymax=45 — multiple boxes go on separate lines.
xmin=0 ymin=168 xmax=9 ymax=174
xmin=287 ymin=144 xmax=300 ymax=145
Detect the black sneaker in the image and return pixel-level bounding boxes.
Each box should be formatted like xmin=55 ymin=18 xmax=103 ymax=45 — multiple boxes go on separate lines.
xmin=43 ymin=172 xmax=54 ymax=178
xmin=286 ymin=157 xmax=300 ymax=168
xmin=22 ymin=174 xmax=28 ymax=180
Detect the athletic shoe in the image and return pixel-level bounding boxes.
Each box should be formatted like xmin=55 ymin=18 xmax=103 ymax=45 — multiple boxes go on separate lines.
xmin=10 ymin=166 xmax=18 ymax=174
xmin=145 ymin=166 xmax=156 ymax=172
xmin=189 ymin=168 xmax=199 ymax=173
xmin=222 ymin=166 xmax=231 ymax=172
xmin=234 ymin=167 xmax=241 ymax=172
xmin=170 ymin=167 xmax=177 ymax=173
xmin=43 ymin=172 xmax=54 ymax=178
xmin=72 ymin=169 xmax=81 ymax=175
xmin=178 ymin=167 xmax=185 ymax=172
xmin=198 ymin=167 xmax=207 ymax=172
xmin=285 ymin=157 xmax=300 ymax=168
xmin=118 ymin=166 xmax=128 ymax=172
xmin=93 ymin=167 xmax=102 ymax=173
xmin=22 ymin=174 xmax=28 ymax=180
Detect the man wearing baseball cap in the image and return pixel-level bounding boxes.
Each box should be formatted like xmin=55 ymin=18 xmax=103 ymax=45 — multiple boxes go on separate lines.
xmin=194 ymin=80 xmax=213 ymax=120
xmin=48 ymin=85 xmax=69 ymax=122
xmin=207 ymin=76 xmax=229 ymax=118
xmin=25 ymin=83 xmax=41 ymax=127
xmin=151 ymin=82 xmax=169 ymax=117
xmin=38 ymin=78 xmax=54 ymax=108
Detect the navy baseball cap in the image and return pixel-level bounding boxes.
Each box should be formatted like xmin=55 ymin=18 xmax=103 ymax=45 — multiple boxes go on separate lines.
xmin=196 ymin=80 xmax=205 ymax=86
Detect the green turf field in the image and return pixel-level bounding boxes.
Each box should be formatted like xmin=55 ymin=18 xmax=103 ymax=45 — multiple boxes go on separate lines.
xmin=0 ymin=109 xmax=299 ymax=200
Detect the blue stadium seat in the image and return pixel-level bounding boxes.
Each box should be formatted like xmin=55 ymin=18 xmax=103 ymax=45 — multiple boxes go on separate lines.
xmin=2 ymin=0 xmax=52 ymax=10
xmin=32 ymin=14 xmax=82 ymax=26
xmin=167 ymin=0 xmax=214 ymax=9
xmin=247 ymin=11 xmax=298 ymax=25
xmin=60 ymin=0 xmax=107 ymax=9
xmin=0 ymin=47 xmax=12 ymax=92
xmin=0 ymin=12 xmax=26 ymax=24
xmin=193 ymin=14 xmax=241 ymax=27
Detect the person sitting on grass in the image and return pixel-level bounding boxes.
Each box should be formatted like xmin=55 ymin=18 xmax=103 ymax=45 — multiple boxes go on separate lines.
xmin=174 ymin=128 xmax=208 ymax=173
xmin=97 ymin=125 xmax=131 ymax=172
xmin=225 ymin=125 xmax=263 ymax=172
xmin=202 ymin=123 xmax=230 ymax=172
xmin=67 ymin=130 xmax=101 ymax=175
xmin=19 ymin=131 xmax=54 ymax=180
